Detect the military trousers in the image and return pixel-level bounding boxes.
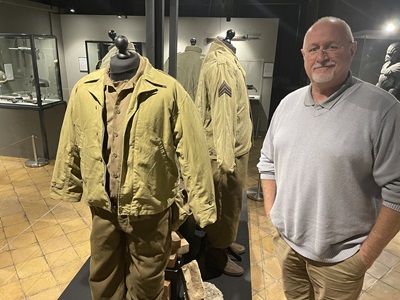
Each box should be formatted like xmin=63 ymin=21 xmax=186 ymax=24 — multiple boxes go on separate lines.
xmin=89 ymin=206 xmax=171 ymax=300
xmin=204 ymin=153 xmax=249 ymax=248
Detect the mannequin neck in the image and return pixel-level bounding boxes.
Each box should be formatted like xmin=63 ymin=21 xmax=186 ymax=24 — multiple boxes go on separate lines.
xmin=222 ymin=40 xmax=236 ymax=54
xmin=109 ymin=52 xmax=140 ymax=81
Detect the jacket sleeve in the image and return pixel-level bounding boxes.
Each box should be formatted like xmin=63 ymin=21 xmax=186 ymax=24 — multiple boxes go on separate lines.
xmin=173 ymin=87 xmax=217 ymax=228
xmin=50 ymin=86 xmax=83 ymax=202
xmin=206 ymin=62 xmax=237 ymax=173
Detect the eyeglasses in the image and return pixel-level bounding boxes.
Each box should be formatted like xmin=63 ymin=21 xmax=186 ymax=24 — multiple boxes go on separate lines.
xmin=304 ymin=43 xmax=349 ymax=57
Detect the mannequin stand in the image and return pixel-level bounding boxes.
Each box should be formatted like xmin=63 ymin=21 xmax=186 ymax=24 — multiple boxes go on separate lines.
xmin=246 ymin=174 xmax=263 ymax=201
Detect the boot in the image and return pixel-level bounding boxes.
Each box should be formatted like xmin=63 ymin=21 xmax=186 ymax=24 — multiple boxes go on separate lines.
xmin=228 ymin=242 xmax=246 ymax=255
xmin=223 ymin=257 xmax=244 ymax=277
xmin=206 ymin=247 xmax=244 ymax=277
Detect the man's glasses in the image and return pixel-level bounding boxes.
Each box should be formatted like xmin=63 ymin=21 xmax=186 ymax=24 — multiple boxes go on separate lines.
xmin=304 ymin=43 xmax=351 ymax=57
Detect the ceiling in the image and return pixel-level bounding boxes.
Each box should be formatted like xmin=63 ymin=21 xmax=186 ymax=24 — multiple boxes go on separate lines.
xmin=27 ymin=0 xmax=245 ymax=17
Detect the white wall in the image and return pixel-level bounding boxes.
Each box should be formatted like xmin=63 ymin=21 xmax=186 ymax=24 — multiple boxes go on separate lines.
xmin=60 ymin=15 xmax=278 ymax=126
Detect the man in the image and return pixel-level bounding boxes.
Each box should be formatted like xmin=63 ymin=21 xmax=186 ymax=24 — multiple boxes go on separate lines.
xmin=196 ymin=35 xmax=253 ymax=276
xmin=258 ymin=16 xmax=400 ymax=300
xmin=50 ymin=44 xmax=216 ymax=300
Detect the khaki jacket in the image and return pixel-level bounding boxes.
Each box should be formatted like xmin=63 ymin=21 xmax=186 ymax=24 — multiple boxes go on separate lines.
xmin=196 ymin=38 xmax=252 ymax=173
xmin=50 ymin=56 xmax=216 ymax=228
xmin=164 ymin=46 xmax=204 ymax=100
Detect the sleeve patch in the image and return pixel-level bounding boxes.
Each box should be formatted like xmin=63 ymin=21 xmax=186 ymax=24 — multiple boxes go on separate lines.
xmin=218 ymin=81 xmax=232 ymax=97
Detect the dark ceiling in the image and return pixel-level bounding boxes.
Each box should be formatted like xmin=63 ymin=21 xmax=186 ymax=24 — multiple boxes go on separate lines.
xmin=28 ymin=0 xmax=246 ymax=17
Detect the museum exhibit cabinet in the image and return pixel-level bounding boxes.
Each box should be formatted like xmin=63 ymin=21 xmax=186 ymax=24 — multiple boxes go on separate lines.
xmin=351 ymin=30 xmax=400 ymax=86
xmin=0 ymin=34 xmax=66 ymax=159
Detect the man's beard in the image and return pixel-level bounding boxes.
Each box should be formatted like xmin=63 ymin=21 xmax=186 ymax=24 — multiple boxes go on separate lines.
xmin=311 ymin=63 xmax=335 ymax=83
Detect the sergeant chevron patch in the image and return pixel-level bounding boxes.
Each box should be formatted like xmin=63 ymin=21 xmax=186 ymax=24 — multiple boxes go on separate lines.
xmin=218 ymin=81 xmax=232 ymax=97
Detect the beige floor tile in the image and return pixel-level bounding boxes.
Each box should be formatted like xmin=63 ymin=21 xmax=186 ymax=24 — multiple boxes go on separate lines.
xmin=366 ymin=280 xmax=400 ymax=299
xmin=66 ymin=227 xmax=91 ymax=246
xmin=45 ymin=246 xmax=80 ymax=269
xmin=59 ymin=218 xmax=90 ymax=234
xmin=0 ymin=281 xmax=25 ymax=300
xmin=0 ymin=265 xmax=19 ymax=286
xmin=39 ymin=235 xmax=72 ymax=255
xmin=7 ymin=231 xmax=38 ymax=250
xmin=73 ymin=240 xmax=91 ymax=259
xmin=359 ymin=292 xmax=378 ymax=300
xmin=20 ymin=271 xmax=58 ymax=297
xmin=250 ymin=263 xmax=265 ymax=293
xmin=3 ymin=221 xmax=32 ymax=238
xmin=0 ymin=204 xmax=24 ymax=218
xmin=27 ymin=286 xmax=62 ymax=300
xmin=11 ymin=243 xmax=43 ymax=265
xmin=1 ymin=212 xmax=29 ymax=227
xmin=265 ymin=281 xmax=286 ymax=300
xmin=34 ymin=223 xmax=64 ymax=242
xmin=367 ymin=260 xmax=391 ymax=279
xmin=380 ymin=269 xmax=400 ymax=289
xmin=52 ymin=259 xmax=85 ymax=285
xmin=0 ymin=251 xmax=13 ymax=268
xmin=30 ymin=213 xmax=58 ymax=231
xmin=15 ymin=256 xmax=49 ymax=279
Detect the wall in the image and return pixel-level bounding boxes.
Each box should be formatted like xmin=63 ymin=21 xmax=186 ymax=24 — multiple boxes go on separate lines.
xmin=60 ymin=15 xmax=278 ymax=130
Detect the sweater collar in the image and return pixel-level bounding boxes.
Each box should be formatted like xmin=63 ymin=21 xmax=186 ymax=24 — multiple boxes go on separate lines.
xmin=304 ymin=72 xmax=355 ymax=109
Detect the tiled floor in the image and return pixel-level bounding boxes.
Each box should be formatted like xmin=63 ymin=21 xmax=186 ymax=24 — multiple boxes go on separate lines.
xmin=1 ymin=137 xmax=400 ymax=299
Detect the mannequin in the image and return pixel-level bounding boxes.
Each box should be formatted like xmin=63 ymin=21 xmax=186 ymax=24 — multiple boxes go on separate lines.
xmin=223 ymin=29 xmax=236 ymax=53
xmin=376 ymin=42 xmax=400 ymax=99
xmin=190 ymin=37 xmax=197 ymax=46
xmin=109 ymin=35 xmax=140 ymax=81
xmin=108 ymin=30 xmax=117 ymax=42
xmin=195 ymin=29 xmax=252 ymax=277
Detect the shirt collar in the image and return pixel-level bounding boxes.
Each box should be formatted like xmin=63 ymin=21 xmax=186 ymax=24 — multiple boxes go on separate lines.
xmin=304 ymin=71 xmax=355 ymax=109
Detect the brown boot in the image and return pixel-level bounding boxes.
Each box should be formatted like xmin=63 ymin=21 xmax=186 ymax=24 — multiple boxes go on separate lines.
xmin=228 ymin=242 xmax=246 ymax=255
xmin=206 ymin=247 xmax=244 ymax=277
xmin=223 ymin=257 xmax=244 ymax=277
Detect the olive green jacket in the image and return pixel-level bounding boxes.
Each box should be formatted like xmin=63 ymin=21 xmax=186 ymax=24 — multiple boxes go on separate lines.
xmin=50 ymin=56 xmax=216 ymax=228
xmin=196 ymin=38 xmax=252 ymax=173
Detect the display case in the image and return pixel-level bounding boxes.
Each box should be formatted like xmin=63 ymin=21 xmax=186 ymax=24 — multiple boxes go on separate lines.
xmin=351 ymin=30 xmax=400 ymax=90
xmin=0 ymin=34 xmax=65 ymax=160
xmin=0 ymin=34 xmax=63 ymax=107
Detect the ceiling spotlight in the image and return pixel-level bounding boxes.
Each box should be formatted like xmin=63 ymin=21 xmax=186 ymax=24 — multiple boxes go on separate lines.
xmin=70 ymin=8 xmax=75 ymax=13
xmin=384 ymin=22 xmax=396 ymax=32
xmin=117 ymin=15 xmax=122 ymax=19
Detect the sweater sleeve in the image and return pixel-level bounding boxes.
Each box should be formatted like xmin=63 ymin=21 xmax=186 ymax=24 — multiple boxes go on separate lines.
xmin=257 ymin=110 xmax=277 ymax=180
xmin=373 ymin=102 xmax=400 ymax=212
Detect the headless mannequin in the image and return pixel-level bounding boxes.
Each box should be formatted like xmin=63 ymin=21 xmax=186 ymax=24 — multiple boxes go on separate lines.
xmin=109 ymin=35 xmax=140 ymax=81
xmin=223 ymin=29 xmax=236 ymax=54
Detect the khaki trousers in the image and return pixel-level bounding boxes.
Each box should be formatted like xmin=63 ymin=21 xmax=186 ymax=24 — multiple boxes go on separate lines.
xmin=205 ymin=153 xmax=249 ymax=248
xmin=89 ymin=206 xmax=171 ymax=300
xmin=273 ymin=228 xmax=367 ymax=300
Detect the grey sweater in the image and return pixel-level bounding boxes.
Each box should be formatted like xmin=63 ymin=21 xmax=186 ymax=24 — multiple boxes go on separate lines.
xmin=258 ymin=75 xmax=400 ymax=263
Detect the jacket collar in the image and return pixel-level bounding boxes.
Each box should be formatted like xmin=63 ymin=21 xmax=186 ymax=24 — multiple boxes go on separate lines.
xmin=82 ymin=55 xmax=166 ymax=106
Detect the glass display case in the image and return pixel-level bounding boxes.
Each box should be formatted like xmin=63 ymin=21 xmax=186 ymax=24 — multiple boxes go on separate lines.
xmin=351 ymin=30 xmax=400 ymax=90
xmin=0 ymin=34 xmax=63 ymax=107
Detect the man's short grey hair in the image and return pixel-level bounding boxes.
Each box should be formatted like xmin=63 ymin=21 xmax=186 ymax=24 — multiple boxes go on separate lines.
xmin=303 ymin=16 xmax=354 ymax=47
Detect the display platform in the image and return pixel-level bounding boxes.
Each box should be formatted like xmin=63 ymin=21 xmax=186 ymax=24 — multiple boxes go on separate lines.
xmin=59 ymin=191 xmax=251 ymax=300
